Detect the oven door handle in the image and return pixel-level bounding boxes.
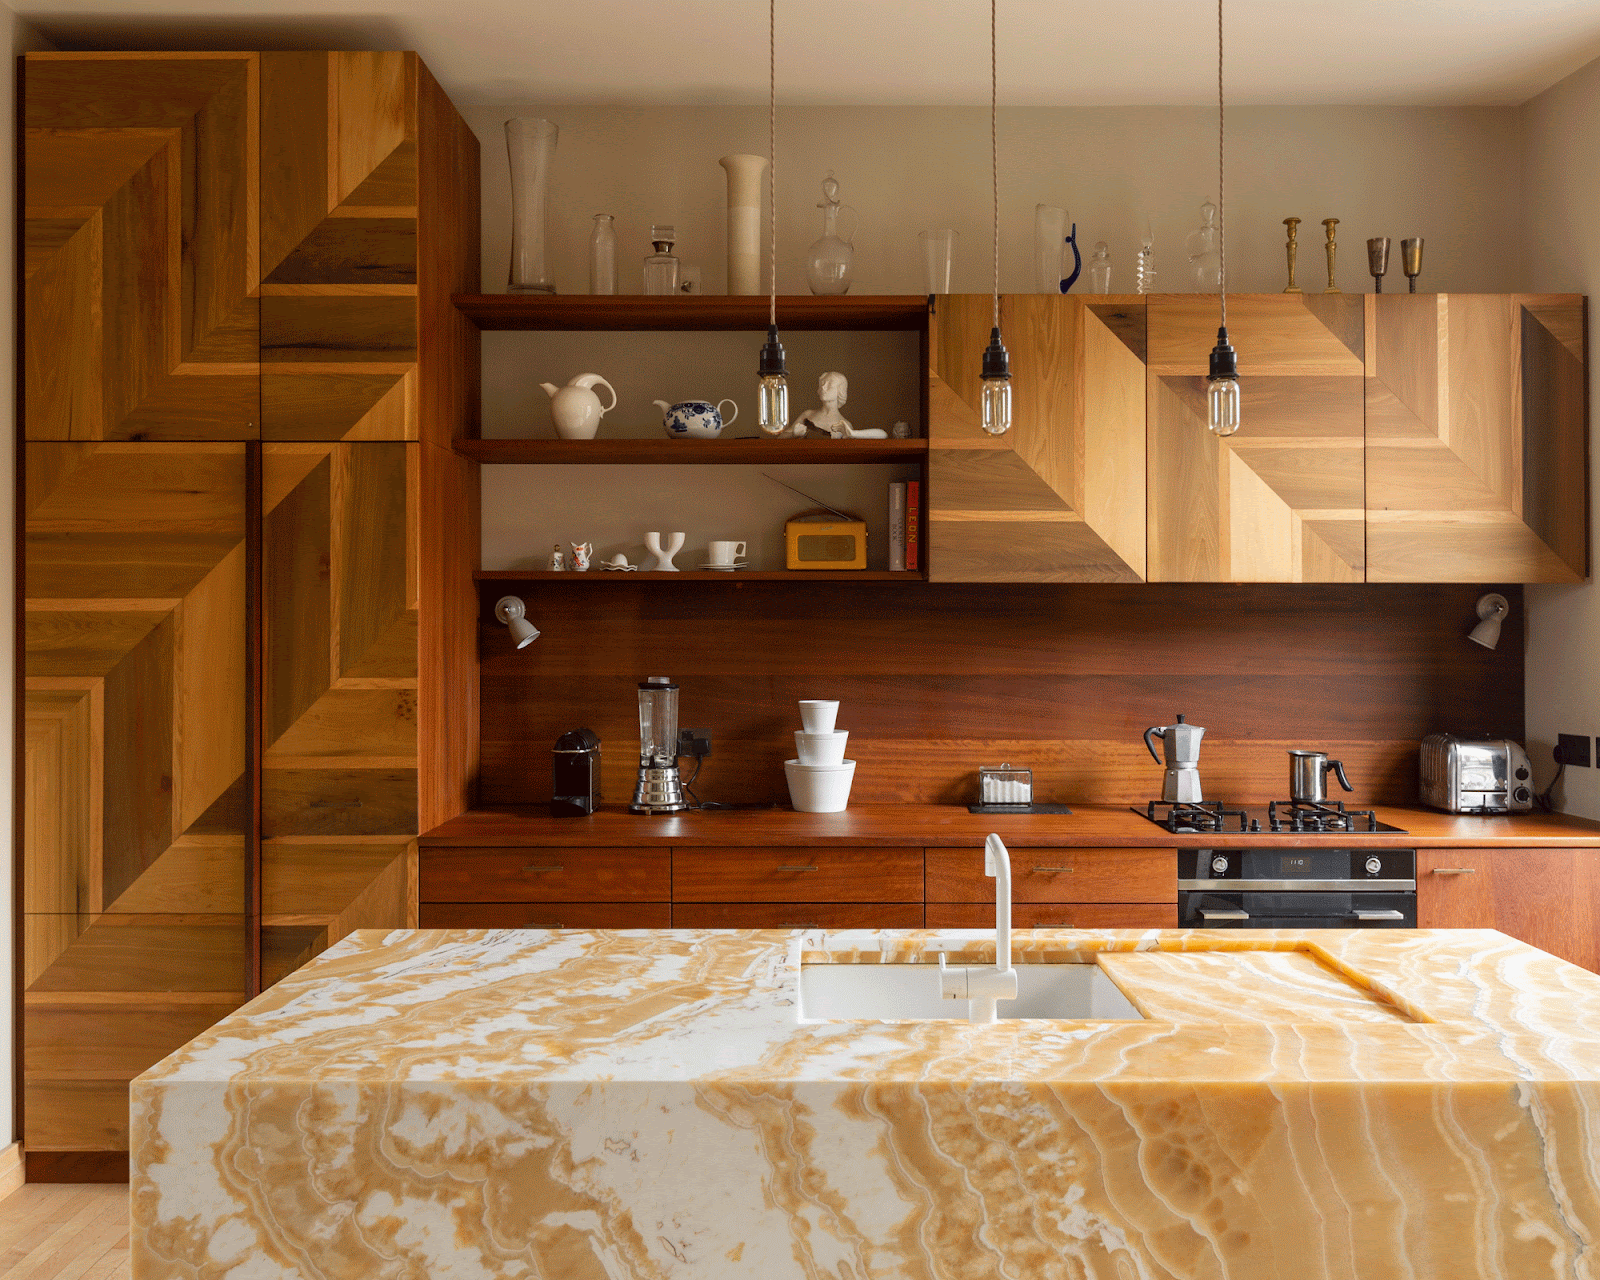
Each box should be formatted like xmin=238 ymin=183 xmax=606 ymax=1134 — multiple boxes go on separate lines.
xmin=1351 ymin=909 xmax=1406 ymax=921
xmin=1198 ymin=908 xmax=1250 ymax=921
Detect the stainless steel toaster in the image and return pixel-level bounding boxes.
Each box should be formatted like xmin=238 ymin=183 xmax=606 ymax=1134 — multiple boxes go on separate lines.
xmin=1419 ymin=734 xmax=1534 ymax=813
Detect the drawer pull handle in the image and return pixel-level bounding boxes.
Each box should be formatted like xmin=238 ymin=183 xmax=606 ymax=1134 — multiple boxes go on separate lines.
xmin=1031 ymin=866 xmax=1073 ymax=873
xmin=777 ymin=864 xmax=819 ymax=872
xmin=1199 ymin=908 xmax=1250 ymax=921
xmin=521 ymin=864 xmax=566 ymax=873
xmin=1353 ymin=909 xmax=1405 ymax=921
xmin=1431 ymin=868 xmax=1476 ymax=875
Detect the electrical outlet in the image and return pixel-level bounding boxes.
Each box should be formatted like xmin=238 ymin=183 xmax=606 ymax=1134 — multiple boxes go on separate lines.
xmin=1557 ymin=734 xmax=1592 ymax=767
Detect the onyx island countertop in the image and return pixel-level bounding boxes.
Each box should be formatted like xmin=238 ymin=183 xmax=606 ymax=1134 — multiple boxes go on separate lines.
xmin=132 ymin=925 xmax=1600 ymax=1279
xmin=419 ymin=801 xmax=1600 ymax=848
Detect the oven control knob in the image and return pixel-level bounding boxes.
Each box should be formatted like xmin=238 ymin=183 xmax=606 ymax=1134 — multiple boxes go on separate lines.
xmin=1514 ymin=765 xmax=1530 ymax=781
xmin=1365 ymin=856 xmax=1382 ymax=875
xmin=1211 ymin=855 xmax=1229 ymax=874
xmin=1514 ymin=786 xmax=1531 ymax=804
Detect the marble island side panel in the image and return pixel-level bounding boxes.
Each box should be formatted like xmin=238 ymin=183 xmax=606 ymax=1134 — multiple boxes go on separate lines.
xmin=132 ymin=927 xmax=1600 ymax=1279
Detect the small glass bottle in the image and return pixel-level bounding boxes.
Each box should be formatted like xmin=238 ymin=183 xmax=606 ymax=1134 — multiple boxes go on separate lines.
xmin=1187 ymin=202 xmax=1221 ymax=291
xmin=1087 ymin=241 xmax=1112 ymax=294
xmin=643 ymin=225 xmax=680 ymax=295
xmin=589 ymin=214 xmax=616 ymax=295
xmin=805 ymin=172 xmax=855 ymax=295
xmin=1136 ymin=223 xmax=1156 ymax=294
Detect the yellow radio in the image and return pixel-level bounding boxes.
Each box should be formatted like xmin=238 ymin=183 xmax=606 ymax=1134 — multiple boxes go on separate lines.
xmin=784 ymin=507 xmax=867 ymax=570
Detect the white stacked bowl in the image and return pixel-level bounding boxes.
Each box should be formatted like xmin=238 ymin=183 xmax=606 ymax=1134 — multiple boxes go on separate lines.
xmin=785 ymin=759 xmax=856 ymax=812
xmin=794 ymin=729 xmax=848 ymax=765
xmin=798 ymin=700 xmax=839 ymax=734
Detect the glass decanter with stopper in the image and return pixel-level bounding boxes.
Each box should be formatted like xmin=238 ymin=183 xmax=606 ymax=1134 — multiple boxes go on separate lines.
xmin=805 ymin=172 xmax=856 ymax=295
xmin=1187 ymin=202 xmax=1222 ymax=291
xmin=643 ymin=225 xmax=680 ymax=295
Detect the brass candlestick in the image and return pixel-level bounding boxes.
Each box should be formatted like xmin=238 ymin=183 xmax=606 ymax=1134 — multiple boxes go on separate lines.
xmin=1367 ymin=237 xmax=1391 ymax=293
xmin=1282 ymin=217 xmax=1302 ymax=293
xmin=1322 ymin=218 xmax=1341 ymax=293
xmin=1401 ymin=237 xmax=1424 ymax=293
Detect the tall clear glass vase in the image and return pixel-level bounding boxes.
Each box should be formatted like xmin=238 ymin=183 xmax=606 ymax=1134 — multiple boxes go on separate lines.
xmin=506 ymin=117 xmax=558 ymax=294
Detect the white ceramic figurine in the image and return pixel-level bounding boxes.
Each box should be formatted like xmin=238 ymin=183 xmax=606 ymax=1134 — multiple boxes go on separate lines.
xmin=794 ymin=371 xmax=886 ymax=439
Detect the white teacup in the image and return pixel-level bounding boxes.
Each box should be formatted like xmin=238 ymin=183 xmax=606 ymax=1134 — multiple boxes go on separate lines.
xmin=708 ymin=539 xmax=746 ymax=566
xmin=795 ymin=729 xmax=848 ymax=766
xmin=799 ymin=700 xmax=839 ymax=734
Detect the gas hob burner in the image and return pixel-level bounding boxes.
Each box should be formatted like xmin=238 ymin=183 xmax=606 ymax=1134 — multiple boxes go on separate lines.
xmin=1136 ymin=800 xmax=1253 ymax=835
xmin=1268 ymin=800 xmax=1382 ymax=834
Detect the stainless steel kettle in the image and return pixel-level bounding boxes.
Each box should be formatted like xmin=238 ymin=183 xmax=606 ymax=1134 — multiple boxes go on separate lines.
xmin=1288 ymin=750 xmax=1353 ymax=804
xmin=1144 ymin=714 xmax=1205 ymax=803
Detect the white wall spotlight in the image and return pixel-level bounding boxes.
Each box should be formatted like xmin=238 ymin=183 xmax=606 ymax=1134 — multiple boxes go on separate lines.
xmin=495 ymin=595 xmax=541 ymax=649
xmin=1468 ymin=592 xmax=1509 ymax=650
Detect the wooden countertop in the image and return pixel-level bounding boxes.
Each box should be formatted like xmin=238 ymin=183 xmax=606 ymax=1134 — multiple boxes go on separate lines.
xmin=419 ymin=802 xmax=1600 ymax=848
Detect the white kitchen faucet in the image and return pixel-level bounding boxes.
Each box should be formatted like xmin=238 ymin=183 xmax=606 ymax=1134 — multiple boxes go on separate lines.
xmin=937 ymin=832 xmax=1018 ymax=1023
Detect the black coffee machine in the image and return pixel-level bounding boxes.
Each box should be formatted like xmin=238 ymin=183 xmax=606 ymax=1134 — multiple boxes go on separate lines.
xmin=552 ymin=728 xmax=601 ymax=816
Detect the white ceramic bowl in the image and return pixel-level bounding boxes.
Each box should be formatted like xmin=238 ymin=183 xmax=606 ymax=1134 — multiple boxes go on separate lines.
xmin=798 ymin=699 xmax=840 ymax=734
xmin=785 ymin=759 xmax=856 ymax=813
xmin=794 ymin=729 xmax=848 ymax=766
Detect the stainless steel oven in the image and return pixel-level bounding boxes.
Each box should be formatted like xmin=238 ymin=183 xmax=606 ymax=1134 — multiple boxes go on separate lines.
xmin=1178 ymin=848 xmax=1416 ymax=929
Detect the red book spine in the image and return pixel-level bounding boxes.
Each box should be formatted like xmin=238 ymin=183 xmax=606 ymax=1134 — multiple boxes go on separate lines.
xmin=905 ymin=480 xmax=920 ymax=572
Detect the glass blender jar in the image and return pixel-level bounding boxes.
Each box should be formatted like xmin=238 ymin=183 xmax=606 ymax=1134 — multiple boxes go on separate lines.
xmin=629 ymin=676 xmax=688 ymax=813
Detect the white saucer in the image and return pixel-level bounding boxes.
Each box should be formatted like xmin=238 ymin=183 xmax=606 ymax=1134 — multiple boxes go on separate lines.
xmin=698 ymin=561 xmax=749 ymax=571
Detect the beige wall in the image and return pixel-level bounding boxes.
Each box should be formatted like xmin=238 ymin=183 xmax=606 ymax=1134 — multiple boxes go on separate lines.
xmin=1524 ymin=54 xmax=1600 ymax=818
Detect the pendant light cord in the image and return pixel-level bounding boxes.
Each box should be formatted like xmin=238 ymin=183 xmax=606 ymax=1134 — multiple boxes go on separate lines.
xmin=1217 ymin=0 xmax=1226 ymax=327
xmin=769 ymin=0 xmax=777 ymax=329
xmin=991 ymin=0 xmax=1000 ymax=331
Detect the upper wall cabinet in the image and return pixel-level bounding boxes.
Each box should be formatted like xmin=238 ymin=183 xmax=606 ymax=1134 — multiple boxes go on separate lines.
xmin=1365 ymin=294 xmax=1587 ymax=583
xmin=1147 ymin=295 xmax=1367 ymax=583
xmin=928 ymin=294 xmax=1147 ymax=582
xmin=25 ymin=54 xmax=259 ymax=440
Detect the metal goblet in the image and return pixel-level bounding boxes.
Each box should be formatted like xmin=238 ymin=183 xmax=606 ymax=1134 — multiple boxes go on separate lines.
xmin=1401 ymin=237 xmax=1424 ymax=293
xmin=1367 ymin=237 xmax=1390 ymax=293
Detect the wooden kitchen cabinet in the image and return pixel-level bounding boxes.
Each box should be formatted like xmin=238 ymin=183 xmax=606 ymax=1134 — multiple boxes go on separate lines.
xmin=420 ymin=902 xmax=671 ymax=929
xmin=1146 ymin=294 xmax=1367 ymax=583
xmin=673 ymin=904 xmax=924 ymax=929
xmin=1418 ymin=849 xmax=1600 ymax=971
xmin=1366 ymin=295 xmax=1587 ymax=583
xmin=418 ymin=848 xmax=670 ymax=902
xmin=928 ymin=904 xmax=1177 ymax=929
xmin=671 ymin=848 xmax=924 ymax=903
xmin=927 ymin=848 xmax=1174 ymax=903
xmin=927 ymin=294 xmax=1147 ymax=582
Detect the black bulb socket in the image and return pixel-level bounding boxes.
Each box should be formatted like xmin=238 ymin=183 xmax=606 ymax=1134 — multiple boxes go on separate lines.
xmin=981 ymin=326 xmax=1011 ymax=380
xmin=758 ymin=324 xmax=787 ymax=377
xmin=1208 ymin=325 xmax=1238 ymax=381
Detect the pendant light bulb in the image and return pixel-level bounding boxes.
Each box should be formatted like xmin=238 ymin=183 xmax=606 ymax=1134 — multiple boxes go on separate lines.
xmin=980 ymin=326 xmax=1012 ymax=436
xmin=757 ymin=324 xmax=789 ymax=434
xmin=1206 ymin=325 xmax=1240 ymax=437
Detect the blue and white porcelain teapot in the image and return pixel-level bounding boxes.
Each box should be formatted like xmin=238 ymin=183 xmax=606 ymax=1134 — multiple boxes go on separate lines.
xmin=654 ymin=398 xmax=739 ymax=440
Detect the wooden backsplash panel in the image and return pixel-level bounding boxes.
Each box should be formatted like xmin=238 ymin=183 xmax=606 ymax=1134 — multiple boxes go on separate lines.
xmin=477 ymin=582 xmax=1524 ymax=809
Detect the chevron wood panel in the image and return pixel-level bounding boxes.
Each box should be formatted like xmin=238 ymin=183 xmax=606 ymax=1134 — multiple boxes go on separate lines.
xmin=1147 ymin=294 xmax=1366 ymax=583
xmin=24 ymin=442 xmax=249 ymax=1154
xmin=262 ymin=443 xmax=418 ymax=982
xmin=1366 ymin=294 xmax=1588 ymax=583
xmin=928 ymin=294 xmax=1146 ymax=582
xmin=261 ymin=52 xmax=419 ymax=440
xmin=23 ymin=54 xmax=259 ymax=441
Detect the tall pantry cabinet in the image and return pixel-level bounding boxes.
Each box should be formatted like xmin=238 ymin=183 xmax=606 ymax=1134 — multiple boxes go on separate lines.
xmin=20 ymin=51 xmax=480 ymax=1174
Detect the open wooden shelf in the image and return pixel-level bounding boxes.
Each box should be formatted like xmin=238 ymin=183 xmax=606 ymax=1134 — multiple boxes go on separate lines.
xmin=453 ymin=293 xmax=931 ymax=331
xmin=454 ymin=437 xmax=928 ymax=465
xmin=476 ymin=569 xmax=924 ymax=582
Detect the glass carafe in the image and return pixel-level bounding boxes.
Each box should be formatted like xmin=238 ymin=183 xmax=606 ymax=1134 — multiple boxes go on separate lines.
xmin=1187 ymin=202 xmax=1222 ymax=290
xmin=805 ymin=172 xmax=855 ymax=295
xmin=637 ymin=677 xmax=680 ymax=769
xmin=643 ymin=225 xmax=680 ymax=295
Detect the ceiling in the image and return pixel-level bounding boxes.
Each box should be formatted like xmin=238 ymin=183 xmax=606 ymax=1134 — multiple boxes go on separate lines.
xmin=16 ymin=0 xmax=1600 ymax=107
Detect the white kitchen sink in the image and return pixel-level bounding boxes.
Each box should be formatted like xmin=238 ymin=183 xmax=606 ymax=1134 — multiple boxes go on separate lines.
xmin=798 ymin=962 xmax=1145 ymax=1022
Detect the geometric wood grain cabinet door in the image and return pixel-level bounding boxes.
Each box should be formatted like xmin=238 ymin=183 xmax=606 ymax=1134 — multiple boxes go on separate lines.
xmin=260 ymin=52 xmax=420 ymax=441
xmin=261 ymin=443 xmax=418 ymax=985
xmin=1366 ymin=294 xmax=1588 ymax=583
xmin=927 ymin=294 xmax=1147 ymax=582
xmin=24 ymin=442 xmax=249 ymax=1158
xmin=1146 ymin=294 xmax=1367 ymax=582
xmin=24 ymin=54 xmax=260 ymax=442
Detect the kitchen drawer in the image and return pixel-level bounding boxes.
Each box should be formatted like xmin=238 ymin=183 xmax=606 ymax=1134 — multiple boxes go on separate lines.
xmin=420 ymin=902 xmax=672 ymax=929
xmin=926 ymin=848 xmax=1175 ymax=904
xmin=672 ymin=903 xmax=924 ymax=930
xmin=927 ymin=903 xmax=1178 ymax=929
xmin=671 ymin=848 xmax=923 ymax=903
xmin=419 ymin=848 xmax=670 ymax=903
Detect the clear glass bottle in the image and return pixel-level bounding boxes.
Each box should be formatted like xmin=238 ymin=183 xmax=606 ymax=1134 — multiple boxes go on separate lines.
xmin=643 ymin=225 xmax=680 ymax=295
xmin=588 ymin=214 xmax=616 ymax=295
xmin=1034 ymin=204 xmax=1067 ymax=293
xmin=1087 ymin=241 xmax=1112 ymax=294
xmin=1136 ymin=223 xmax=1156 ymax=294
xmin=1187 ymin=201 xmax=1222 ymax=290
xmin=505 ymin=118 xmax=558 ymax=294
xmin=805 ymin=172 xmax=855 ymax=295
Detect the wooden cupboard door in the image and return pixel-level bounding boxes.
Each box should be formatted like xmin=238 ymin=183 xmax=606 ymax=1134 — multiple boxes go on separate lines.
xmin=418 ymin=902 xmax=672 ymax=929
xmin=926 ymin=848 xmax=1175 ymax=904
xmin=24 ymin=442 xmax=248 ymax=1153
xmin=927 ymin=904 xmax=1178 ymax=929
xmin=260 ymin=52 xmax=419 ymax=441
xmin=419 ymin=849 xmax=671 ymax=903
xmin=261 ymin=442 xmax=417 ymax=983
xmin=671 ymin=848 xmax=924 ymax=903
xmin=1490 ymin=849 xmax=1600 ymax=972
xmin=928 ymin=294 xmax=1147 ymax=582
xmin=672 ymin=903 xmax=925 ymax=930
xmin=1416 ymin=850 xmax=1496 ymax=928
xmin=1366 ymin=294 xmax=1587 ymax=582
xmin=1147 ymin=294 xmax=1366 ymax=582
xmin=24 ymin=54 xmax=259 ymax=441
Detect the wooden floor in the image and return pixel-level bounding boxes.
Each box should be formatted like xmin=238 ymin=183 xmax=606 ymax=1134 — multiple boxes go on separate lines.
xmin=0 ymin=1184 xmax=129 ymax=1279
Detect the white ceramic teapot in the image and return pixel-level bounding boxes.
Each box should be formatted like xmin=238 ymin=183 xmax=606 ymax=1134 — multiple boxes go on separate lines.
xmin=541 ymin=373 xmax=617 ymax=440
xmin=653 ymin=398 xmax=738 ymax=440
